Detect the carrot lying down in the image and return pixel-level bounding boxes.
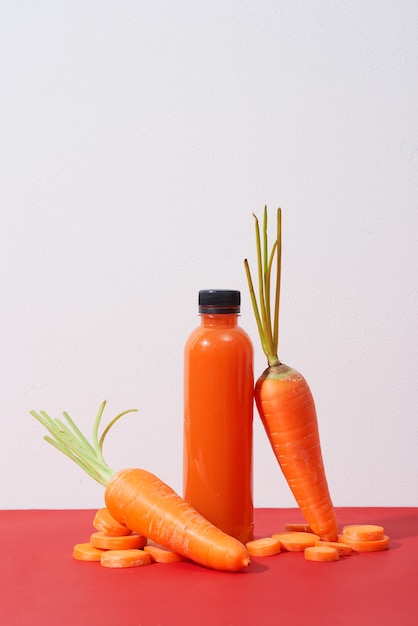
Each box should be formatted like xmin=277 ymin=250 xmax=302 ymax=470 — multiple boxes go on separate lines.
xmin=31 ymin=402 xmax=250 ymax=572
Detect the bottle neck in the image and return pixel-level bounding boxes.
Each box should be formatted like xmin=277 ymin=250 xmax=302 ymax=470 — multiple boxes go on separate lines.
xmin=200 ymin=313 xmax=239 ymax=328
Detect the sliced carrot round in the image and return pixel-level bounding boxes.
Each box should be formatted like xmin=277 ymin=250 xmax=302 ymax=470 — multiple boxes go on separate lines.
xmin=144 ymin=544 xmax=183 ymax=563
xmin=338 ymin=534 xmax=390 ymax=552
xmin=245 ymin=537 xmax=282 ymax=557
xmin=72 ymin=542 xmax=104 ymax=562
xmin=341 ymin=524 xmax=385 ymax=541
xmin=284 ymin=523 xmax=313 ymax=533
xmin=90 ymin=531 xmax=147 ymax=551
xmin=314 ymin=541 xmax=352 ymax=556
xmin=100 ymin=549 xmax=152 ymax=568
xmin=305 ymin=546 xmax=339 ymax=562
xmin=272 ymin=531 xmax=320 ymax=551
xmin=93 ymin=507 xmax=132 ymax=536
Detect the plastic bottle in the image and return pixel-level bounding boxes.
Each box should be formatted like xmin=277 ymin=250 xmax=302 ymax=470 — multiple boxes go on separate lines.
xmin=183 ymin=289 xmax=254 ymax=543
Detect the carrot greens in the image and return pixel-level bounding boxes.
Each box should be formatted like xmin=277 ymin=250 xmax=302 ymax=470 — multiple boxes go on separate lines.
xmin=30 ymin=401 xmax=137 ymax=486
xmin=244 ymin=206 xmax=282 ymax=367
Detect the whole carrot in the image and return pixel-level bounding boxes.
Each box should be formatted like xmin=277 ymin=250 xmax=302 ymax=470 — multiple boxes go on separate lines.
xmin=31 ymin=402 xmax=250 ymax=572
xmin=244 ymin=207 xmax=338 ymax=541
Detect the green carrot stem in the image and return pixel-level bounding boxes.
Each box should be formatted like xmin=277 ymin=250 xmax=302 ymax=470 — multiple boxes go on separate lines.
xmin=244 ymin=259 xmax=271 ymax=359
xmin=92 ymin=401 xmax=107 ymax=462
xmin=253 ymin=213 xmax=275 ymax=358
xmin=52 ymin=417 xmax=101 ymax=464
xmin=262 ymin=207 xmax=269 ymax=321
xmin=62 ymin=411 xmax=97 ymax=456
xmin=272 ymin=208 xmax=282 ymax=354
xmin=244 ymin=207 xmax=282 ymax=367
xmin=30 ymin=401 xmax=137 ymax=487
xmin=44 ymin=435 xmax=112 ymax=485
xmin=99 ymin=409 xmax=137 ymax=450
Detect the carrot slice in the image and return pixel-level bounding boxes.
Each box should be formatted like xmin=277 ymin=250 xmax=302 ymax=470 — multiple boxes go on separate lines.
xmin=272 ymin=531 xmax=320 ymax=551
xmin=341 ymin=524 xmax=385 ymax=541
xmin=72 ymin=542 xmax=104 ymax=562
xmin=284 ymin=523 xmax=313 ymax=533
xmin=338 ymin=534 xmax=390 ymax=552
xmin=93 ymin=507 xmax=132 ymax=536
xmin=90 ymin=531 xmax=147 ymax=550
xmin=100 ymin=549 xmax=152 ymax=568
xmin=305 ymin=546 xmax=339 ymax=562
xmin=245 ymin=537 xmax=282 ymax=557
xmin=315 ymin=541 xmax=352 ymax=556
xmin=144 ymin=545 xmax=183 ymax=563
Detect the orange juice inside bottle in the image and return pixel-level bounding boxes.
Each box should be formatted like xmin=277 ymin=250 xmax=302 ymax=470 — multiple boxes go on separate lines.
xmin=183 ymin=289 xmax=254 ymax=543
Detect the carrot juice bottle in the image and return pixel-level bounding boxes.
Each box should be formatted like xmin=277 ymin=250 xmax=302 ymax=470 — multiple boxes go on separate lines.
xmin=183 ymin=289 xmax=254 ymax=543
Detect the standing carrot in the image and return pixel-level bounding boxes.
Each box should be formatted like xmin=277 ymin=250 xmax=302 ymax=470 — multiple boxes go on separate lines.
xmin=31 ymin=402 xmax=250 ymax=572
xmin=244 ymin=207 xmax=338 ymax=541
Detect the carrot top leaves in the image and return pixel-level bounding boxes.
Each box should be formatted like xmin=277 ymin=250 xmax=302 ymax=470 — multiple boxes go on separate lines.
xmin=244 ymin=206 xmax=282 ymax=367
xmin=30 ymin=401 xmax=137 ymax=486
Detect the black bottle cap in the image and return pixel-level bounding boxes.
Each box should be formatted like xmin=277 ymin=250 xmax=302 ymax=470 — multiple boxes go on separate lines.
xmin=198 ymin=290 xmax=241 ymax=314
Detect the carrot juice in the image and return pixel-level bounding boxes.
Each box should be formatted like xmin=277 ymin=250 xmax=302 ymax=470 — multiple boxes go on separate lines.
xmin=183 ymin=289 xmax=254 ymax=543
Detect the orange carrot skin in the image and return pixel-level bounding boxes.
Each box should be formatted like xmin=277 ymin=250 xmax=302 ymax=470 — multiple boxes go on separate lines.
xmin=255 ymin=364 xmax=338 ymax=541
xmin=105 ymin=468 xmax=250 ymax=572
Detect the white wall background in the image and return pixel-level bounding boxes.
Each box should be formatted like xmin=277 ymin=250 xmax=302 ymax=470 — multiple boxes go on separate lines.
xmin=1 ymin=1 xmax=417 ymax=510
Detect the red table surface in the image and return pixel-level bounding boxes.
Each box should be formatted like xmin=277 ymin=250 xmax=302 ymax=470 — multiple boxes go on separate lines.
xmin=1 ymin=507 xmax=417 ymax=626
